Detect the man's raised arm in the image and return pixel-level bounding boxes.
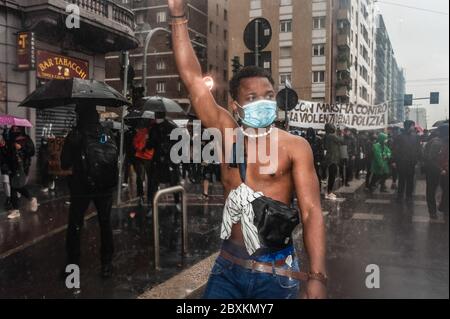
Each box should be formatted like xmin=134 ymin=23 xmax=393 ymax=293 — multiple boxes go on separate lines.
xmin=168 ymin=0 xmax=236 ymax=130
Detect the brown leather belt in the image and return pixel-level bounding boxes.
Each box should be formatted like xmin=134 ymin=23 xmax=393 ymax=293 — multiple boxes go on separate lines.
xmin=220 ymin=250 xmax=310 ymax=282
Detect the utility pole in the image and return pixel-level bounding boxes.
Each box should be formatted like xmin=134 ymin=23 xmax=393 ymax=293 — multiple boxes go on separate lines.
xmin=117 ymin=51 xmax=129 ymax=206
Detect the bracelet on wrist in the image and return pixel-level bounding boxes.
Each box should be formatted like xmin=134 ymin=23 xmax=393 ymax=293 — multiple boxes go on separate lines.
xmin=170 ymin=13 xmax=187 ymax=19
xmin=308 ymin=272 xmax=328 ymax=286
xmin=169 ymin=19 xmax=188 ymax=26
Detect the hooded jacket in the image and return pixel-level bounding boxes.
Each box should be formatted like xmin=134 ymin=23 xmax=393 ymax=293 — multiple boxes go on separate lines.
xmin=371 ymin=133 xmax=391 ymax=176
xmin=3 ymin=127 xmax=35 ymax=176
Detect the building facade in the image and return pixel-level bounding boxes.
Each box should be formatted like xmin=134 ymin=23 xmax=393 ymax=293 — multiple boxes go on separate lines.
xmin=374 ymin=14 xmax=405 ymax=123
xmin=228 ymin=0 xmax=378 ymax=106
xmin=407 ymin=107 xmax=427 ymax=129
xmin=106 ymin=0 xmax=229 ymax=108
xmin=1 ymin=0 xmax=138 ymax=180
xmin=1 ymin=0 xmax=138 ymax=138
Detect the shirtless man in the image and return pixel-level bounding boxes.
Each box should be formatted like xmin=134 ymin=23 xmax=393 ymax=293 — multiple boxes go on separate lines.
xmin=168 ymin=0 xmax=327 ymax=299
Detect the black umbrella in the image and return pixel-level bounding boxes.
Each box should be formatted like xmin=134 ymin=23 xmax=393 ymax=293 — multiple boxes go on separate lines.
xmin=19 ymin=78 xmax=131 ymax=109
xmin=433 ymin=119 xmax=449 ymax=128
xmin=141 ymin=96 xmax=185 ymax=115
xmin=124 ymin=108 xmax=155 ymax=121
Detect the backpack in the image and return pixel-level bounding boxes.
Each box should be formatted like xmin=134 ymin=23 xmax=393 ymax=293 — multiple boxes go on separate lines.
xmin=80 ymin=127 xmax=119 ymax=191
xmin=424 ymin=137 xmax=443 ymax=169
xmin=133 ymin=128 xmax=155 ymax=161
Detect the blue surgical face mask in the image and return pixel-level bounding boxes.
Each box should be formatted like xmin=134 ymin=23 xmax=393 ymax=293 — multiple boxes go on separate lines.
xmin=235 ymin=100 xmax=277 ymax=129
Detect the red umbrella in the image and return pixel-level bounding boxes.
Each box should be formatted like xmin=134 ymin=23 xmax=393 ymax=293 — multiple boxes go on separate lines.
xmin=415 ymin=125 xmax=424 ymax=135
xmin=0 ymin=115 xmax=33 ymax=128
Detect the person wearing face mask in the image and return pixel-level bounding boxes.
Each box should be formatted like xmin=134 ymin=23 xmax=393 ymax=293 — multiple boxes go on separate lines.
xmin=392 ymin=120 xmax=422 ymax=203
xmin=169 ymin=0 xmax=327 ymax=300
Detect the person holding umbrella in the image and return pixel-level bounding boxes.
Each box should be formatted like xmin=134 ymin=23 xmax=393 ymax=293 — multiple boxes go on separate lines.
xmin=0 ymin=129 xmax=12 ymax=210
xmin=61 ymin=104 xmax=118 ymax=279
xmin=146 ymin=112 xmax=181 ymax=216
xmin=133 ymin=119 xmax=155 ymax=208
xmin=19 ymin=78 xmax=131 ymax=280
xmin=3 ymin=126 xmax=38 ymax=219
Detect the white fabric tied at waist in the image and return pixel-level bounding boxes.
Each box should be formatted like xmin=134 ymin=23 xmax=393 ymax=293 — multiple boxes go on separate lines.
xmin=220 ymin=183 xmax=264 ymax=256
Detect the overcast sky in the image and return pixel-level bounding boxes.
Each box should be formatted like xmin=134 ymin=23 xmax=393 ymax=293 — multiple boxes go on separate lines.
xmin=375 ymin=0 xmax=449 ymax=128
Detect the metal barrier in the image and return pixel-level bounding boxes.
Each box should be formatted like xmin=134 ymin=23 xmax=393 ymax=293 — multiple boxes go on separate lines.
xmin=153 ymin=185 xmax=188 ymax=270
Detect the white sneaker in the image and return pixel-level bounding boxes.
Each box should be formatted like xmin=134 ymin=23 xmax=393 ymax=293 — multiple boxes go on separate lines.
xmin=30 ymin=198 xmax=39 ymax=212
xmin=49 ymin=181 xmax=56 ymax=190
xmin=325 ymin=193 xmax=338 ymax=201
xmin=122 ymin=183 xmax=129 ymax=188
xmin=7 ymin=210 xmax=20 ymax=219
xmin=176 ymin=203 xmax=182 ymax=212
xmin=42 ymin=188 xmax=49 ymax=193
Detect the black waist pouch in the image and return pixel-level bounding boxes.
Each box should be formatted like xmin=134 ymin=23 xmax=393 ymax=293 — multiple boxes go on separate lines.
xmin=231 ymin=142 xmax=300 ymax=253
xmin=252 ymin=196 xmax=300 ymax=252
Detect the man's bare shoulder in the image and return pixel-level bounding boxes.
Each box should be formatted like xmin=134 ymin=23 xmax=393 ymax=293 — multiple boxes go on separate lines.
xmin=277 ymin=129 xmax=311 ymax=152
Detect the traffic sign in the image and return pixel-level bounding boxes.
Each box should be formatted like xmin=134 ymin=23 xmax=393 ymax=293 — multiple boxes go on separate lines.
xmin=244 ymin=18 xmax=272 ymax=52
xmin=277 ymin=88 xmax=299 ymax=112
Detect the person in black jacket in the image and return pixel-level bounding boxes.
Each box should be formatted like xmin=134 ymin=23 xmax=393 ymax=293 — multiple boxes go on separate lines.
xmin=423 ymin=124 xmax=448 ymax=219
xmin=61 ymin=104 xmax=115 ymax=279
xmin=4 ymin=126 xmax=38 ymax=219
xmin=0 ymin=129 xmax=12 ymax=210
xmin=343 ymin=128 xmax=357 ymax=186
xmin=146 ymin=112 xmax=181 ymax=215
xmin=306 ymin=128 xmax=324 ymax=189
xmin=392 ymin=120 xmax=422 ymax=203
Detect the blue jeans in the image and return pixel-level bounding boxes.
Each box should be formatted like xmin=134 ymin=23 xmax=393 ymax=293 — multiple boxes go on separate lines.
xmin=203 ymin=243 xmax=301 ymax=299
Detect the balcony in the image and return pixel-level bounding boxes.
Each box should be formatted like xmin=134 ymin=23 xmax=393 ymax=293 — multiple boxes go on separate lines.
xmin=15 ymin=0 xmax=139 ymax=53
xmin=337 ymin=32 xmax=351 ymax=49
xmin=337 ymin=48 xmax=351 ymax=71
xmin=336 ymin=85 xmax=351 ymax=99
xmin=335 ymin=75 xmax=352 ymax=99
xmin=337 ymin=8 xmax=351 ymax=23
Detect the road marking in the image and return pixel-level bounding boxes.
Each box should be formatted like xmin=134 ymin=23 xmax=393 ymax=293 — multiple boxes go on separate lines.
xmin=352 ymin=213 xmax=384 ymax=221
xmin=324 ymin=198 xmax=346 ymax=203
xmin=412 ymin=216 xmax=446 ymax=224
xmin=365 ymin=199 xmax=392 ymax=205
xmin=0 ymin=212 xmax=97 ymax=260
xmin=414 ymin=201 xmax=427 ymax=206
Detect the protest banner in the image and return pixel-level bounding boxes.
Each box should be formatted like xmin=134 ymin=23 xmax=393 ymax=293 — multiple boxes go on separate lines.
xmin=288 ymin=101 xmax=389 ymax=131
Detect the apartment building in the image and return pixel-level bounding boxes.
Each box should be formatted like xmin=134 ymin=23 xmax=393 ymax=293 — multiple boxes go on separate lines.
xmin=106 ymin=0 xmax=229 ymax=108
xmin=228 ymin=0 xmax=378 ymax=106
xmin=374 ymin=14 xmax=405 ymax=122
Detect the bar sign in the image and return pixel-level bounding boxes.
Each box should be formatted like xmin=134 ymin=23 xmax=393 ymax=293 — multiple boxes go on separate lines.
xmin=17 ymin=32 xmax=36 ymax=71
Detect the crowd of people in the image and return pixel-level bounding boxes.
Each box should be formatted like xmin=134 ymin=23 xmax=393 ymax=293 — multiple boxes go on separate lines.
xmin=0 ymin=126 xmax=39 ymax=219
xmin=300 ymin=120 xmax=449 ymax=219
xmin=1 ymin=110 xmax=448 ymax=282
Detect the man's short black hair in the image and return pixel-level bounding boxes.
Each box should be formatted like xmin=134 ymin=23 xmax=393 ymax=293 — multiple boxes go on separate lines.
xmin=404 ymin=120 xmax=415 ymax=130
xmin=229 ymin=66 xmax=275 ymax=101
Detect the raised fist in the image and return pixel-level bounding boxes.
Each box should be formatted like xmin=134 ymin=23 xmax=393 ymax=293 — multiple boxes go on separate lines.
xmin=168 ymin=0 xmax=185 ymax=16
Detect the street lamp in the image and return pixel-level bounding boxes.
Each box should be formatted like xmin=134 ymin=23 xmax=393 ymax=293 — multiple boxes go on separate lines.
xmin=142 ymin=27 xmax=171 ymax=96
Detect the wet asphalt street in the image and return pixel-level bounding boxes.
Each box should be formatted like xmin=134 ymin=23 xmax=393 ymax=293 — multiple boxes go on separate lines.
xmin=0 ymin=176 xmax=448 ymax=299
